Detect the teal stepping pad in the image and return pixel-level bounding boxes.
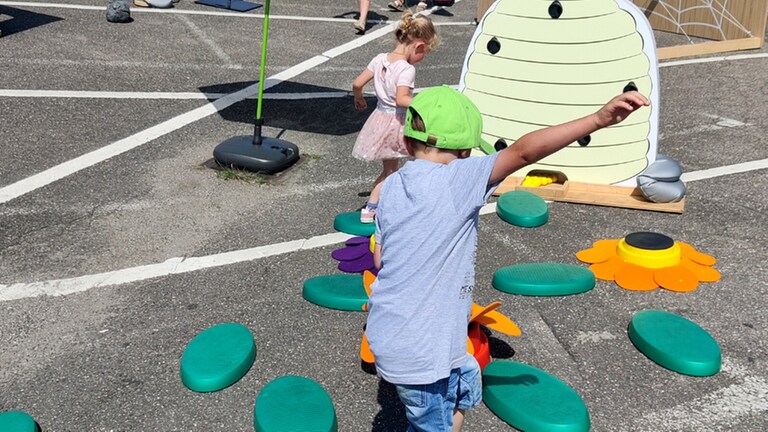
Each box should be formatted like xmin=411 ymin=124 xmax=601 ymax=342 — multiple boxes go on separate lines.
xmin=0 ymin=411 xmax=39 ymax=432
xmin=628 ymin=310 xmax=721 ymax=376
xmin=483 ymin=360 xmax=590 ymax=432
xmin=333 ymin=212 xmax=375 ymax=236
xmin=303 ymin=274 xmax=368 ymax=311
xmin=493 ymin=263 xmax=594 ymax=296
xmin=254 ymin=375 xmax=338 ymax=432
xmin=180 ymin=323 xmax=257 ymax=392
xmin=496 ymin=190 xmax=548 ymax=227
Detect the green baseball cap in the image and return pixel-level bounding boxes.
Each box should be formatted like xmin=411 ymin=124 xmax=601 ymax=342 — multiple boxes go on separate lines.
xmin=404 ymin=86 xmax=496 ymax=154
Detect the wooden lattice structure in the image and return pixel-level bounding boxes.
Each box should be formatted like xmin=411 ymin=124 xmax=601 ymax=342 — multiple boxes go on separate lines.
xmin=631 ymin=0 xmax=768 ymax=59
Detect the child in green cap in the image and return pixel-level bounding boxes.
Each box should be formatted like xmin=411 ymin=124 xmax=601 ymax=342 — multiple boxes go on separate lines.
xmin=365 ymin=85 xmax=649 ymax=431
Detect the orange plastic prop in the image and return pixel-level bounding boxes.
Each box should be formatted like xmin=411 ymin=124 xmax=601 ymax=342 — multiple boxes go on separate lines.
xmin=473 ymin=310 xmax=522 ymax=337
xmin=361 ymin=270 xmax=376 ymax=311
xmin=577 ymin=234 xmax=720 ymax=293
xmin=360 ymin=331 xmax=375 ymax=364
xmin=576 ymin=239 xmax=620 ymax=263
xmin=655 ymin=266 xmax=699 ymax=292
xmin=589 ymin=255 xmax=624 ymax=280
xmin=680 ymin=257 xmax=721 ymax=282
xmin=470 ymin=302 xmax=502 ymax=321
xmin=679 ymin=242 xmax=717 ymax=266
xmin=615 ymin=263 xmax=659 ymax=291
xmin=363 ymin=270 xmax=375 ymax=296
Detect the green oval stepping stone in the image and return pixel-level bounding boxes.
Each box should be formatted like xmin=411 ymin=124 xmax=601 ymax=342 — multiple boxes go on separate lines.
xmin=493 ymin=263 xmax=595 ymax=296
xmin=628 ymin=310 xmax=721 ymax=376
xmin=180 ymin=323 xmax=256 ymax=392
xmin=333 ymin=212 xmax=375 ymax=236
xmin=303 ymin=274 xmax=368 ymax=311
xmin=0 ymin=411 xmax=39 ymax=432
xmin=254 ymin=375 xmax=337 ymax=432
xmin=483 ymin=360 xmax=590 ymax=432
xmin=496 ymin=190 xmax=548 ymax=227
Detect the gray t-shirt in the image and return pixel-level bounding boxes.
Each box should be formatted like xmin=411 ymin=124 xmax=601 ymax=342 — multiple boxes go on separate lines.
xmin=367 ymin=152 xmax=500 ymax=385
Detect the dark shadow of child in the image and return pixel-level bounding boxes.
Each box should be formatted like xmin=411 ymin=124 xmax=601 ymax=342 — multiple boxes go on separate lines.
xmin=371 ymin=378 xmax=409 ymax=431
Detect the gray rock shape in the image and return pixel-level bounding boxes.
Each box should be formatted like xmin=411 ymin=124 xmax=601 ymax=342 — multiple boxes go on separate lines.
xmin=637 ymin=176 xmax=686 ymax=203
xmin=147 ymin=0 xmax=173 ymax=8
xmin=637 ymin=155 xmax=686 ymax=203
xmin=106 ymin=0 xmax=131 ymax=23
xmin=639 ymin=154 xmax=682 ymax=182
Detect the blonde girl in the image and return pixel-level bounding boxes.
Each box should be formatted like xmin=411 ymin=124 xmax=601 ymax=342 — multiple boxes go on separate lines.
xmin=352 ymin=11 xmax=438 ymax=223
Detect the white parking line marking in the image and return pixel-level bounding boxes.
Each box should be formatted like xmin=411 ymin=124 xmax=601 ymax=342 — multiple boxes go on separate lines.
xmin=575 ymin=331 xmax=617 ymax=344
xmin=680 ymin=159 xmax=768 ymax=183
xmin=0 ymin=21 xmax=398 ymax=205
xmin=0 ymin=233 xmax=353 ymax=302
xmin=660 ymin=53 xmax=768 ymax=68
xmin=1 ymin=161 xmax=766 ymax=301
xmin=659 ymin=114 xmax=751 ymax=140
xmin=178 ymin=14 xmax=242 ymax=69
xmin=621 ymin=358 xmax=768 ymax=431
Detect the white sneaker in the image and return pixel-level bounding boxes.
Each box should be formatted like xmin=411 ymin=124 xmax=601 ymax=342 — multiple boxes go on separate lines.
xmin=360 ymin=207 xmax=376 ymax=223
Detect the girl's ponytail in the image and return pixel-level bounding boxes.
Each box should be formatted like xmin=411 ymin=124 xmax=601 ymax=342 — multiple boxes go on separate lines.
xmin=394 ymin=10 xmax=439 ymax=49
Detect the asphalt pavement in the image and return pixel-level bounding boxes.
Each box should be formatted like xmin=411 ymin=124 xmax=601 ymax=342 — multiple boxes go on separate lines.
xmin=1 ymin=0 xmax=767 ymax=431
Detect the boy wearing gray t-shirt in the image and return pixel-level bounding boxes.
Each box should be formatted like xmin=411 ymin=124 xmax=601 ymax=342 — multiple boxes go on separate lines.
xmin=366 ymin=85 xmax=649 ymax=432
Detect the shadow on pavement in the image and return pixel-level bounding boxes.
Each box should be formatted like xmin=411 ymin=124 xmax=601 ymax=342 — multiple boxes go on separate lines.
xmin=0 ymin=6 xmax=63 ymax=37
xmin=202 ymin=81 xmax=373 ymax=136
xmin=372 ymin=379 xmax=409 ymax=431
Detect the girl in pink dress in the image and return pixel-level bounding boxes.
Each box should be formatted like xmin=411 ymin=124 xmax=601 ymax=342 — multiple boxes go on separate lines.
xmin=352 ymin=11 xmax=438 ymax=223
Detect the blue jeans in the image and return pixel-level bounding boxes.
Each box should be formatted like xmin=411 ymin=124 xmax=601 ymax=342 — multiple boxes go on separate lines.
xmin=395 ymin=355 xmax=482 ymax=432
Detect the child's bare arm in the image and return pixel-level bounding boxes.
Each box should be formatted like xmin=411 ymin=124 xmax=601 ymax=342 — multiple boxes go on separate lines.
xmin=353 ymin=69 xmax=375 ymax=110
xmin=489 ymin=92 xmax=650 ymax=185
xmin=374 ymin=244 xmax=382 ymax=270
xmin=395 ymin=85 xmax=413 ymax=108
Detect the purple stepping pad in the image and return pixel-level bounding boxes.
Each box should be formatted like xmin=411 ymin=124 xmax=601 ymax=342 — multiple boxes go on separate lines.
xmin=345 ymin=236 xmax=370 ymax=246
xmin=332 ymin=243 xmax=370 ymax=261
xmin=339 ymin=254 xmax=375 ymax=273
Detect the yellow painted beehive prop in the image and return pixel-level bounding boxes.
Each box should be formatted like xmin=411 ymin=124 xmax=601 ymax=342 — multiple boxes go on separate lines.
xmin=460 ymin=0 xmax=660 ymax=185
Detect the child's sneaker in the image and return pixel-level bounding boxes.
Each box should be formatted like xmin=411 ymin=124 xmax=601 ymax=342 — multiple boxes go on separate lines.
xmin=360 ymin=206 xmax=376 ymax=223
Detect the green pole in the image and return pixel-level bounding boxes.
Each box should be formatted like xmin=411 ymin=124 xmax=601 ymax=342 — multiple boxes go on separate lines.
xmin=256 ymin=0 xmax=271 ymax=121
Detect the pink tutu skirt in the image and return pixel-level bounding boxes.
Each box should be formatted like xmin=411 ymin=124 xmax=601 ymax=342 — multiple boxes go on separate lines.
xmin=352 ymin=105 xmax=410 ymax=161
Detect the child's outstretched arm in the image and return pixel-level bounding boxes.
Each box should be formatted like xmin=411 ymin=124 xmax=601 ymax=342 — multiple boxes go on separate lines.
xmin=489 ymin=91 xmax=650 ymax=185
xmin=353 ymin=69 xmax=375 ymax=110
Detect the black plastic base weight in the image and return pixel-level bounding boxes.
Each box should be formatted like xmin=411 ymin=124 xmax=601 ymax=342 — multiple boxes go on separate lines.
xmin=195 ymin=0 xmax=262 ymax=12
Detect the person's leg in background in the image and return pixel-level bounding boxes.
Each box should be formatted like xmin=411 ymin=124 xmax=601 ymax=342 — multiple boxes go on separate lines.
xmin=361 ymin=159 xmax=398 ymax=223
xmin=355 ymin=0 xmax=370 ymax=34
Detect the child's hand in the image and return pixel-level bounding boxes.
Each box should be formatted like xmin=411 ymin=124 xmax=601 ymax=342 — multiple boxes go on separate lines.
xmin=354 ymin=95 xmax=368 ymax=110
xmin=594 ymin=91 xmax=650 ymax=128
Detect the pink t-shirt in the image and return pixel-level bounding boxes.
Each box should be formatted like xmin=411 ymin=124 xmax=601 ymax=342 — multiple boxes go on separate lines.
xmin=367 ymin=53 xmax=416 ymax=109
